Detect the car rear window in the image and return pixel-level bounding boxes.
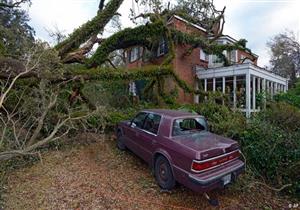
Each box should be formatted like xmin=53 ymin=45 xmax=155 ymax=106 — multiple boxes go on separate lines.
xmin=172 ymin=117 xmax=208 ymax=136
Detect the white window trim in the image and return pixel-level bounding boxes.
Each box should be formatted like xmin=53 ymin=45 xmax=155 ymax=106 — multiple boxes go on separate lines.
xmin=157 ymin=39 xmax=166 ymax=57
xmin=129 ymin=47 xmax=139 ymax=63
xmin=129 ymin=81 xmax=137 ymax=96
xmin=200 ymin=49 xmax=206 ymax=61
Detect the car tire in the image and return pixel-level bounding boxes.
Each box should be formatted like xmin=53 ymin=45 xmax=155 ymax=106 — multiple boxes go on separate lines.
xmin=154 ymin=156 xmax=175 ymax=190
xmin=116 ymin=130 xmax=126 ymax=151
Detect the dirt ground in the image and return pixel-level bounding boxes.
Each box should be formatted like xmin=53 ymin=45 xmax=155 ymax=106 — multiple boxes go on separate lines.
xmin=3 ymin=134 xmax=292 ymax=210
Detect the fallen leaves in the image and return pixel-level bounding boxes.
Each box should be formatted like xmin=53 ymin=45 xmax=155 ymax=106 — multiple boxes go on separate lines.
xmin=3 ymin=133 xmax=290 ymax=210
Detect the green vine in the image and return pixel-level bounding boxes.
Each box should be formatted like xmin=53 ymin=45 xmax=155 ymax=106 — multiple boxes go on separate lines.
xmin=87 ymin=21 xmax=167 ymax=67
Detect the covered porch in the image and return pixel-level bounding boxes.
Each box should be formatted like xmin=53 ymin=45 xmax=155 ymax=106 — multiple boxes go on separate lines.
xmin=195 ymin=63 xmax=288 ymax=117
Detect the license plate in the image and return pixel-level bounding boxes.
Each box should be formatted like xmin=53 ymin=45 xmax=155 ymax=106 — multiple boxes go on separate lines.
xmin=222 ymin=174 xmax=231 ymax=185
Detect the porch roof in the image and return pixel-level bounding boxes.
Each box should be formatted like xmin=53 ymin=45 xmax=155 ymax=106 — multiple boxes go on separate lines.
xmin=195 ymin=63 xmax=288 ymax=85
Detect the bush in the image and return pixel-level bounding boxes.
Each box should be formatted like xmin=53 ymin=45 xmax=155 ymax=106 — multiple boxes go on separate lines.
xmin=180 ymin=101 xmax=246 ymax=139
xmin=264 ymin=102 xmax=300 ymax=132
xmin=240 ymin=103 xmax=300 ymax=196
xmin=181 ymin=100 xmax=300 ymax=197
xmin=274 ymin=80 xmax=300 ymax=109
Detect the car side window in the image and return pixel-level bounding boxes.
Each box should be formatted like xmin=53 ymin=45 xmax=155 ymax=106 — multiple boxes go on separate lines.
xmin=143 ymin=113 xmax=161 ymax=135
xmin=131 ymin=112 xmax=148 ymax=129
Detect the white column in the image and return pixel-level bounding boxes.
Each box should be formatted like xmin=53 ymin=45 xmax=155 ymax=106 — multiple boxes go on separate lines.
xmin=279 ymin=84 xmax=281 ymax=92
xmin=270 ymin=82 xmax=274 ymax=99
xmin=257 ymin=77 xmax=261 ymax=110
xmin=222 ymin=77 xmax=226 ymax=94
xmin=222 ymin=77 xmax=226 ymax=105
xmin=257 ymin=78 xmax=261 ymax=94
xmin=246 ymin=72 xmax=251 ymax=118
xmin=233 ymin=76 xmax=237 ymax=109
xmin=204 ymin=79 xmax=207 ymax=100
xmin=194 ymin=81 xmax=199 ymax=104
xmin=213 ymin=78 xmax=216 ymax=92
xmin=252 ymin=76 xmax=256 ymax=111
xmin=262 ymin=78 xmax=266 ymax=109
xmin=266 ymin=80 xmax=269 ymax=98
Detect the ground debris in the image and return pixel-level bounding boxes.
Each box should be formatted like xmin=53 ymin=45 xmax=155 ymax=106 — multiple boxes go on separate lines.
xmin=3 ymin=134 xmax=290 ymax=210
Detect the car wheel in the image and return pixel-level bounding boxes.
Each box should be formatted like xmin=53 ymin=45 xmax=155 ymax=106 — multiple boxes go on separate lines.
xmin=154 ymin=156 xmax=175 ymax=190
xmin=116 ymin=130 xmax=126 ymax=151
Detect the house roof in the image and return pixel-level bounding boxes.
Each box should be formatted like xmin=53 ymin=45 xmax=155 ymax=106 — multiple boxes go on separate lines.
xmin=167 ymin=15 xmax=207 ymax=32
xmin=168 ymin=15 xmax=259 ymax=58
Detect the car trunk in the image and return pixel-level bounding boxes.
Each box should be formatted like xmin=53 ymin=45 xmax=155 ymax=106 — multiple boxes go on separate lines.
xmin=172 ymin=131 xmax=239 ymax=160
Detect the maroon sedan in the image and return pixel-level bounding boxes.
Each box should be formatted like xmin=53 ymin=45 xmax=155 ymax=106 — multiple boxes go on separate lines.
xmin=116 ymin=109 xmax=244 ymax=193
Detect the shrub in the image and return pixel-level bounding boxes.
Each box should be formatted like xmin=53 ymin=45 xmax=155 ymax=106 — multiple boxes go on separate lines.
xmin=264 ymin=102 xmax=300 ymax=132
xmin=180 ymin=101 xmax=246 ymax=139
xmin=240 ymin=103 xmax=300 ymax=196
xmin=274 ymin=80 xmax=300 ymax=109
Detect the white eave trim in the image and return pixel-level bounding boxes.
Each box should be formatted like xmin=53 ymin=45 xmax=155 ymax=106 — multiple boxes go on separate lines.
xmin=168 ymin=15 xmax=207 ymax=32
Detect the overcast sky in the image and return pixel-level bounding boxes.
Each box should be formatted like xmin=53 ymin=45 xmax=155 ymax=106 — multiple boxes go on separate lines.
xmin=25 ymin=0 xmax=300 ymax=67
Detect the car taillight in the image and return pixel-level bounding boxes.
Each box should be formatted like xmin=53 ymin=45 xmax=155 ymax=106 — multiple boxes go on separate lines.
xmin=191 ymin=150 xmax=240 ymax=172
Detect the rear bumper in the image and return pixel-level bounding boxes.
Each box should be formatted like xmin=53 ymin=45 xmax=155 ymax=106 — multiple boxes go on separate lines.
xmin=188 ymin=161 xmax=244 ymax=185
xmin=178 ymin=159 xmax=244 ymax=193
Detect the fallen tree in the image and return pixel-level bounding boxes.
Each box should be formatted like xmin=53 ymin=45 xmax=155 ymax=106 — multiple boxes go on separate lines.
xmin=0 ymin=0 xmax=241 ymax=162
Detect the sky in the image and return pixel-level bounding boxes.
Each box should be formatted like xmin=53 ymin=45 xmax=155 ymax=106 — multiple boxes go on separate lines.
xmin=25 ymin=0 xmax=300 ymax=67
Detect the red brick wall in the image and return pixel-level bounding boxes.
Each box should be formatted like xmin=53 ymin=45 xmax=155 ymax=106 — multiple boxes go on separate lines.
xmin=166 ymin=17 xmax=208 ymax=104
xmin=237 ymin=50 xmax=258 ymax=65
xmin=173 ymin=45 xmax=208 ymax=104
xmin=125 ymin=16 xmax=259 ymax=105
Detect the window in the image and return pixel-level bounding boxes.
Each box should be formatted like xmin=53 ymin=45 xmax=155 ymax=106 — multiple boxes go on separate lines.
xmin=230 ymin=50 xmax=236 ymax=63
xmin=157 ymin=39 xmax=168 ymax=56
xmin=129 ymin=47 xmax=140 ymax=62
xmin=143 ymin=113 xmax=161 ymax=135
xmin=131 ymin=112 xmax=148 ymax=129
xmin=129 ymin=82 xmax=137 ymax=96
xmin=200 ymin=49 xmax=208 ymax=61
xmin=172 ymin=117 xmax=208 ymax=136
xmin=212 ymin=54 xmax=223 ymax=64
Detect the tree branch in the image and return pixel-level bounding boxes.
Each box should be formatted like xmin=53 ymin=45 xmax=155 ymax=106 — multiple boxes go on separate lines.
xmin=0 ymin=0 xmax=29 ymax=10
xmin=55 ymin=0 xmax=124 ymax=57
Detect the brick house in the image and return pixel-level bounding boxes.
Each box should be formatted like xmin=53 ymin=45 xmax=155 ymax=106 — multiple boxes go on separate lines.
xmin=125 ymin=15 xmax=288 ymax=117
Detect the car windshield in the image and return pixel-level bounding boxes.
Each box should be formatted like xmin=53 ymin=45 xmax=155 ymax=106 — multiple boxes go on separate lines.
xmin=172 ymin=117 xmax=208 ymax=136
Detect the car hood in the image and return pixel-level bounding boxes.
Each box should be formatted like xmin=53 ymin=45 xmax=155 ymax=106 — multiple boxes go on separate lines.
xmin=171 ymin=131 xmax=239 ymax=160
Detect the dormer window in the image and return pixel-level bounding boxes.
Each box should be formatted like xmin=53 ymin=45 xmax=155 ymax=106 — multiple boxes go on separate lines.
xmin=129 ymin=47 xmax=140 ymax=63
xmin=230 ymin=50 xmax=237 ymax=63
xmin=157 ymin=39 xmax=168 ymax=56
xmin=212 ymin=54 xmax=223 ymax=64
xmin=200 ymin=49 xmax=208 ymax=61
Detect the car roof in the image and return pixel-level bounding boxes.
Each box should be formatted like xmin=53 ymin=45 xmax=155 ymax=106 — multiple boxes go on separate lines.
xmin=143 ymin=109 xmax=200 ymax=118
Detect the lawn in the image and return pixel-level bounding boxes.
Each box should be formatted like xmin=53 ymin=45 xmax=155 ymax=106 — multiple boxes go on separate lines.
xmin=2 ymin=134 xmax=291 ymax=210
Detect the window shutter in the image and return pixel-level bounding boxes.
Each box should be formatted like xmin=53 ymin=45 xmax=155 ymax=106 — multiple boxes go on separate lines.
xmin=200 ymin=49 xmax=205 ymax=60
xmin=164 ymin=40 xmax=169 ymax=54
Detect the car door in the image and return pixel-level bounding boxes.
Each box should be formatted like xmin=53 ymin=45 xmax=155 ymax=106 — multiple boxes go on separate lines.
xmin=125 ymin=112 xmax=148 ymax=158
xmin=138 ymin=113 xmax=161 ymax=164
